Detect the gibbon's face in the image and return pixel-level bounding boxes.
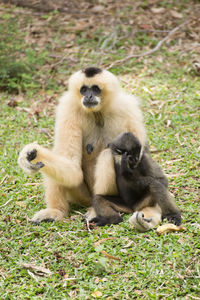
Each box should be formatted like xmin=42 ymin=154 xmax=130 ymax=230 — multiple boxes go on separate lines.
xmin=80 ymin=84 xmax=102 ymax=111
xmin=108 ymin=132 xmax=142 ymax=168
xmin=68 ymin=67 xmax=120 ymax=113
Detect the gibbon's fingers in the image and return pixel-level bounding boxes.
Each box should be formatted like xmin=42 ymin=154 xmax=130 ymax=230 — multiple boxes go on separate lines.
xmin=18 ymin=143 xmax=44 ymax=175
xmin=31 ymin=208 xmax=66 ymax=224
xmin=129 ymin=205 xmax=162 ymax=232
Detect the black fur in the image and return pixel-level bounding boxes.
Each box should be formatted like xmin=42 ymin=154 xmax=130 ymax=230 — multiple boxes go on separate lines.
xmin=27 ymin=149 xmax=37 ymax=161
xmin=92 ymin=132 xmax=181 ymax=226
xmin=83 ymin=67 xmax=102 ymax=78
xmin=26 ymin=149 xmax=45 ymax=170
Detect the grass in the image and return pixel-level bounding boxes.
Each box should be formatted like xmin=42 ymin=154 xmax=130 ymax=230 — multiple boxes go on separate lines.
xmin=0 ymin=1 xmax=200 ymax=299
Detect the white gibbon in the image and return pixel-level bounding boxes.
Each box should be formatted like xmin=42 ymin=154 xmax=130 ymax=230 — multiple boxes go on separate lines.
xmin=18 ymin=67 xmax=164 ymax=231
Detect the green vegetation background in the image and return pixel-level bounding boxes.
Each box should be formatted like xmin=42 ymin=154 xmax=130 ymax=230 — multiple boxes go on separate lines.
xmin=0 ymin=1 xmax=199 ymax=299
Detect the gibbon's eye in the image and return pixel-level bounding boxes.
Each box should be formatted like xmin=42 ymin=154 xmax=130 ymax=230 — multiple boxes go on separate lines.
xmin=92 ymin=85 xmax=101 ymax=95
xmin=80 ymin=85 xmax=88 ymax=95
xmin=115 ymin=148 xmax=123 ymax=155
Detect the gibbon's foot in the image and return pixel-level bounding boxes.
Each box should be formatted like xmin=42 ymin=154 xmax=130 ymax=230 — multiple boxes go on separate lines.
xmin=18 ymin=143 xmax=45 ymax=175
xmin=84 ymin=207 xmax=97 ymax=222
xmin=129 ymin=212 xmax=153 ymax=232
xmin=162 ymin=213 xmax=181 ymax=226
xmin=31 ymin=208 xmax=65 ymax=224
xmin=91 ymin=214 xmax=123 ymax=226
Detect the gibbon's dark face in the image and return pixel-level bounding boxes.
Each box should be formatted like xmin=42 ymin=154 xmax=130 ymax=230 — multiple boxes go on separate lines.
xmin=80 ymin=84 xmax=102 ymax=109
xmin=108 ymin=132 xmax=142 ymax=167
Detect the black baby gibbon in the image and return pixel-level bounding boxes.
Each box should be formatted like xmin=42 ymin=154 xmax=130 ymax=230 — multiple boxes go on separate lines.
xmin=92 ymin=132 xmax=181 ymax=230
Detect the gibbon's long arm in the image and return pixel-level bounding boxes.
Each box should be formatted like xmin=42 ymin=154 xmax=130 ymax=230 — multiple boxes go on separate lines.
xmin=18 ymin=105 xmax=84 ymax=188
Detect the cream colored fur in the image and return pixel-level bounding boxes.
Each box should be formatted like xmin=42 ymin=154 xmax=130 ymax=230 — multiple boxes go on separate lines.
xmin=18 ymin=68 xmax=161 ymax=228
xmin=129 ymin=205 xmax=162 ymax=232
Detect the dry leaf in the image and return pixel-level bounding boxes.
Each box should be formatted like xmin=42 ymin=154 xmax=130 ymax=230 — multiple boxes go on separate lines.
xmin=91 ymin=291 xmax=103 ymax=298
xmin=7 ymin=99 xmax=18 ymax=107
xmin=170 ymin=10 xmax=183 ymax=19
xmin=156 ymin=224 xmax=186 ymax=235
xmin=123 ymin=240 xmax=134 ymax=248
xmin=15 ymin=201 xmax=26 ymax=208
xmin=21 ymin=263 xmax=52 ymax=276
xmin=91 ymin=5 xmax=104 ymax=13
xmin=151 ymin=7 xmax=165 ymax=14
xmin=166 ymin=119 xmax=171 ymax=127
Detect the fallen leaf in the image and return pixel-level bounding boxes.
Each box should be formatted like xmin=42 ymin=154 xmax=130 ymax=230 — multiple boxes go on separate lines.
xmin=170 ymin=10 xmax=183 ymax=19
xmin=91 ymin=291 xmax=103 ymax=298
xmin=150 ymin=7 xmax=165 ymax=14
xmin=123 ymin=240 xmax=134 ymax=248
xmin=21 ymin=263 xmax=52 ymax=276
xmin=7 ymin=99 xmax=18 ymax=107
xmin=140 ymin=24 xmax=152 ymax=30
xmin=16 ymin=201 xmax=26 ymax=208
xmin=156 ymin=224 xmax=186 ymax=235
xmin=91 ymin=5 xmax=104 ymax=13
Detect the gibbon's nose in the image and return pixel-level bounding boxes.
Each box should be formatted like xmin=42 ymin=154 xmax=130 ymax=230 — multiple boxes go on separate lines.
xmin=85 ymin=91 xmax=94 ymax=102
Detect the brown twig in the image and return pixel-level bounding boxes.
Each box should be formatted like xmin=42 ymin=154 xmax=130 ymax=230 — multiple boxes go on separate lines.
xmin=107 ymin=21 xmax=188 ymax=69
xmin=94 ymin=238 xmax=120 ymax=261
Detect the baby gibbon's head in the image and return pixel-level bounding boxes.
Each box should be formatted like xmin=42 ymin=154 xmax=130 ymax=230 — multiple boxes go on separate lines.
xmin=68 ymin=67 xmax=120 ymax=112
xmin=108 ymin=132 xmax=142 ymax=168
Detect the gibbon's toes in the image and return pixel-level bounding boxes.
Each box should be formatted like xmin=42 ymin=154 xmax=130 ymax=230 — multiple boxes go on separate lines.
xmin=84 ymin=207 xmax=97 ymax=222
xmin=18 ymin=143 xmax=44 ymax=174
xmin=163 ymin=213 xmax=182 ymax=226
xmin=31 ymin=208 xmax=65 ymax=224
xmin=129 ymin=212 xmax=153 ymax=232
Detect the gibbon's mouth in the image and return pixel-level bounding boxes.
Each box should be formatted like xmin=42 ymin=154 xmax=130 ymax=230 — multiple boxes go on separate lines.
xmin=83 ymin=100 xmax=99 ymax=108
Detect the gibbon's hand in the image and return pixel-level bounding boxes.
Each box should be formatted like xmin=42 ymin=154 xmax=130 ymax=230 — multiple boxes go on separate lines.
xmin=121 ymin=153 xmax=133 ymax=175
xmin=18 ymin=143 xmax=45 ymax=175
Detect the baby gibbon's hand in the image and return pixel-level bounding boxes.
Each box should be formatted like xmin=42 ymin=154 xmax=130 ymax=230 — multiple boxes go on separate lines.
xmin=18 ymin=142 xmax=45 ymax=175
xmin=121 ymin=153 xmax=133 ymax=175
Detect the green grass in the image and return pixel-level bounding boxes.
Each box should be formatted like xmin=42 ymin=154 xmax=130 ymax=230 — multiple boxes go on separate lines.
xmin=0 ymin=1 xmax=200 ymax=299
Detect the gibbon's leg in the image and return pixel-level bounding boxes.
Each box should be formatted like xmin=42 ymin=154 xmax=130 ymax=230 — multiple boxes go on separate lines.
xmin=91 ymin=195 xmax=123 ymax=226
xmin=129 ymin=204 xmax=162 ymax=232
xmin=31 ymin=176 xmax=91 ymax=223
xmin=148 ymin=181 xmax=181 ymax=225
xmin=93 ymin=148 xmax=117 ymax=195
xmin=18 ymin=142 xmax=83 ymax=188
xmin=31 ymin=177 xmax=69 ymax=224
xmin=85 ymin=148 xmax=119 ymax=223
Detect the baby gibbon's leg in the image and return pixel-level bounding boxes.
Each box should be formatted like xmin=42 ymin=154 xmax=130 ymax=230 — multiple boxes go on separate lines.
xmin=91 ymin=195 xmax=123 ymax=226
xmin=129 ymin=204 xmax=162 ymax=232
